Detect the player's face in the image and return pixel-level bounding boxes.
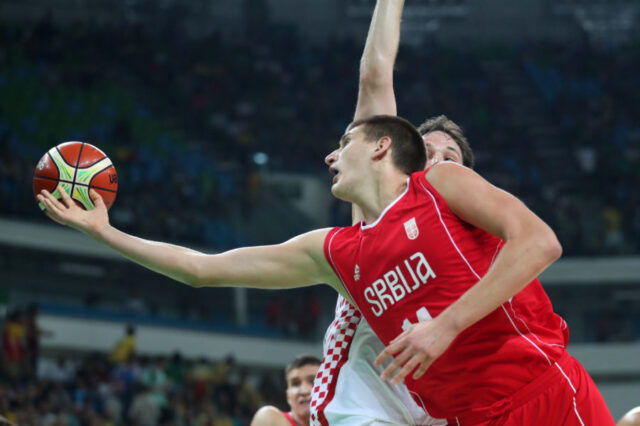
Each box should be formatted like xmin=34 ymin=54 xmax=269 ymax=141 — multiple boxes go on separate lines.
xmin=286 ymin=363 xmax=319 ymax=422
xmin=325 ymin=126 xmax=370 ymax=200
xmin=423 ymin=131 xmax=463 ymax=168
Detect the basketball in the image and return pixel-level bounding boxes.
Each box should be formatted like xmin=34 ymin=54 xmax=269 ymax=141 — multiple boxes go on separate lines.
xmin=33 ymin=141 xmax=118 ymax=211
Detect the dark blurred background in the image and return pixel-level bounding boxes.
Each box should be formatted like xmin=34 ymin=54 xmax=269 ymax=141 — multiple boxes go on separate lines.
xmin=1 ymin=0 xmax=639 ymax=424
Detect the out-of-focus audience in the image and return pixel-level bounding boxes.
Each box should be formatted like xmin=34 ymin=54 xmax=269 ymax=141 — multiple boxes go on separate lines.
xmin=0 ymin=348 xmax=280 ymax=426
xmin=1 ymin=17 xmax=639 ymax=255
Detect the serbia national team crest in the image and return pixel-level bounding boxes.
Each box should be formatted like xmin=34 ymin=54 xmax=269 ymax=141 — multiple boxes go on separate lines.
xmin=404 ymin=217 xmax=419 ymax=240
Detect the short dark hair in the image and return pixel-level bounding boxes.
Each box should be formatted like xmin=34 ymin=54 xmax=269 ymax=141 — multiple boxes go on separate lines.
xmin=417 ymin=115 xmax=474 ymax=169
xmin=285 ymin=354 xmax=321 ymax=379
xmin=348 ymin=115 xmax=426 ymax=175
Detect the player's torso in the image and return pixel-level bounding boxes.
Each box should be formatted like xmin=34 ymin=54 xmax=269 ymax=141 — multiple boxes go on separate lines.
xmin=324 ymin=171 xmax=568 ymax=418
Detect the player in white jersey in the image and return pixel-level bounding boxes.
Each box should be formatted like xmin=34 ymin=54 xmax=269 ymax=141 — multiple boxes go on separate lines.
xmin=311 ymin=296 xmax=444 ymax=426
xmin=310 ymin=1 xmax=453 ymax=425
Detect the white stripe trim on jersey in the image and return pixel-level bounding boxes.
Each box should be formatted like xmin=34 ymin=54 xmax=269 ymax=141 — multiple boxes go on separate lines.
xmin=508 ymin=301 xmax=565 ymax=348
xmin=554 ymin=363 xmax=586 ymax=426
xmin=327 ymin=228 xmax=357 ymax=305
xmin=417 ymin=179 xmax=553 ymax=366
xmin=361 ymin=178 xmax=410 ymax=230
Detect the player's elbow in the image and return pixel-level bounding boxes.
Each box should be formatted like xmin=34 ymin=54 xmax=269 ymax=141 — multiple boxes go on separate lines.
xmin=182 ymin=255 xmax=213 ymax=288
xmin=535 ymin=226 xmax=563 ymax=265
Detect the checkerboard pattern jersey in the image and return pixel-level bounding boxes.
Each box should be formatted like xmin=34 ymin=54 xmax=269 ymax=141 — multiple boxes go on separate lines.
xmin=310 ymin=296 xmax=362 ymax=426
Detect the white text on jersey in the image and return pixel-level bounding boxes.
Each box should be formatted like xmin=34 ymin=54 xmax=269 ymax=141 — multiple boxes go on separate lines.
xmin=363 ymin=252 xmax=436 ymax=317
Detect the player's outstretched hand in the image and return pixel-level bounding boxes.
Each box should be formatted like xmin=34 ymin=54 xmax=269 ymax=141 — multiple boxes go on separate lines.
xmin=374 ymin=317 xmax=458 ymax=385
xmin=37 ymin=185 xmax=109 ymax=237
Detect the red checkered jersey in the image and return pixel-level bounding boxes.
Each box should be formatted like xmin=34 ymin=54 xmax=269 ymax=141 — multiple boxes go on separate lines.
xmin=310 ymin=297 xmax=361 ymax=426
xmin=323 ymin=169 xmax=569 ymax=419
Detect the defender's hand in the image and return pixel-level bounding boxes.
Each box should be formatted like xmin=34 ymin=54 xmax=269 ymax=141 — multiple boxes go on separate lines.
xmin=37 ymin=185 xmax=109 ymax=237
xmin=374 ymin=317 xmax=458 ymax=385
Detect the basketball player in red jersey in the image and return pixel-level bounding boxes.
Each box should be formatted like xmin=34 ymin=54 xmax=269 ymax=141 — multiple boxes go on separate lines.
xmin=309 ymin=1 xmax=471 ymax=424
xmin=38 ymin=113 xmax=614 ymax=424
xmin=252 ymin=355 xmax=321 ymax=426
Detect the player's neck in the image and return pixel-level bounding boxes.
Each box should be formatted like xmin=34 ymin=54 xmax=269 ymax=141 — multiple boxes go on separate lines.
xmin=356 ymin=170 xmax=408 ymax=225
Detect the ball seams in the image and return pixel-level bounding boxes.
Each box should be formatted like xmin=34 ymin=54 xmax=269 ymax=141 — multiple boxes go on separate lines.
xmin=70 ymin=142 xmax=85 ymax=203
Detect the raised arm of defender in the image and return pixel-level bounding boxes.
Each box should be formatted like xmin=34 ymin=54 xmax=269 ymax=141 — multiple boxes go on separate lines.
xmin=354 ymin=0 xmax=405 ymax=121
xmin=352 ymin=0 xmax=405 ymax=223
xmin=37 ymin=187 xmax=340 ymax=293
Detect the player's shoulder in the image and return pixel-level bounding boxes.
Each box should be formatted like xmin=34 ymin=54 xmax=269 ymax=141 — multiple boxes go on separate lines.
xmin=250 ymin=406 xmax=292 ymax=426
xmin=421 ymin=161 xmax=480 ymax=197
xmin=424 ymin=161 xmax=472 ymax=181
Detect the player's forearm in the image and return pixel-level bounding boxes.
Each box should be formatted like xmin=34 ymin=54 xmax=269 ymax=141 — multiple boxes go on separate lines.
xmin=355 ymin=0 xmax=404 ymax=119
xmin=93 ymin=225 xmax=204 ymax=286
xmin=360 ymin=0 xmax=404 ymax=85
xmin=439 ymin=226 xmax=562 ymax=334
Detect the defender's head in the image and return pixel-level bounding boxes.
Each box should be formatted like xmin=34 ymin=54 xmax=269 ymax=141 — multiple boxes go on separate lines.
xmin=418 ymin=115 xmax=474 ymax=169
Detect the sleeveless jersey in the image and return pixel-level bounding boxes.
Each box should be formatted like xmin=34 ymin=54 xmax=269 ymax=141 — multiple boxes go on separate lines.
xmin=283 ymin=411 xmax=296 ymax=426
xmin=310 ymin=295 xmax=445 ymax=426
xmin=323 ymin=170 xmax=569 ymax=419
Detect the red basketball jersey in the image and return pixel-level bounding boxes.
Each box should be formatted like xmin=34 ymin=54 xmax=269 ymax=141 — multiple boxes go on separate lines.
xmin=324 ymin=169 xmax=569 ymax=419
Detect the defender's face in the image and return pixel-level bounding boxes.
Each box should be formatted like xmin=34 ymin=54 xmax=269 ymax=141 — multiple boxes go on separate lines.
xmin=325 ymin=126 xmax=369 ymax=200
xmin=286 ymin=363 xmax=319 ymax=421
xmin=423 ymin=131 xmax=463 ymax=168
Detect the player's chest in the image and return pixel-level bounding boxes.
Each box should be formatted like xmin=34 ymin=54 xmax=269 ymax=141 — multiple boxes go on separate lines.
xmin=343 ymin=208 xmax=456 ymax=300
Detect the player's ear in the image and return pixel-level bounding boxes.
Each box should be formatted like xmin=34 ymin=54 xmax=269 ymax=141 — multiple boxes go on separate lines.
xmin=372 ymin=136 xmax=392 ymax=161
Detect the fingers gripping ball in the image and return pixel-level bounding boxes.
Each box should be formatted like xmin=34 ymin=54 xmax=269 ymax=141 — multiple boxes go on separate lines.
xmin=33 ymin=142 xmax=118 ymax=210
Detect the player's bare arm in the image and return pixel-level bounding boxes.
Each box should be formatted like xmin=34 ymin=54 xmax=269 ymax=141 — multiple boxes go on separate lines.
xmin=354 ymin=0 xmax=405 ymax=121
xmin=37 ymin=186 xmax=342 ymax=294
xmin=352 ymin=0 xmax=405 ymax=223
xmin=376 ymin=162 xmax=562 ymax=384
xmin=250 ymin=406 xmax=294 ymax=426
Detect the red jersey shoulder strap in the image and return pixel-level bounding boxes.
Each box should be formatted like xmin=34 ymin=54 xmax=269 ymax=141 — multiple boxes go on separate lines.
xmin=282 ymin=411 xmax=297 ymax=426
xmin=414 ymin=167 xmax=450 ymax=210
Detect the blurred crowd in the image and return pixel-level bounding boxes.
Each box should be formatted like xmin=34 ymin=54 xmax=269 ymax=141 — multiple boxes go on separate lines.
xmin=1 ymin=315 xmax=285 ymax=426
xmin=0 ymin=16 xmax=639 ymax=255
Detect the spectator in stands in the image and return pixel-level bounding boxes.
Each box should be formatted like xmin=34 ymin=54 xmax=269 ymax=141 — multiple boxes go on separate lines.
xmin=129 ymin=383 xmax=160 ymax=426
xmin=1 ymin=310 xmax=27 ymax=384
xmin=165 ymin=351 xmax=187 ymax=391
xmin=109 ymin=324 xmax=136 ymax=364
xmin=24 ymin=303 xmax=52 ymax=380
xmin=251 ymin=354 xmax=321 ymax=426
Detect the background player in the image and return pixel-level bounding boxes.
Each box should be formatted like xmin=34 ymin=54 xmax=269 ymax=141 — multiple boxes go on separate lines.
xmin=618 ymin=407 xmax=640 ymax=426
xmin=251 ymin=355 xmax=321 ymax=426
xmin=37 ymin=112 xmax=613 ymax=424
